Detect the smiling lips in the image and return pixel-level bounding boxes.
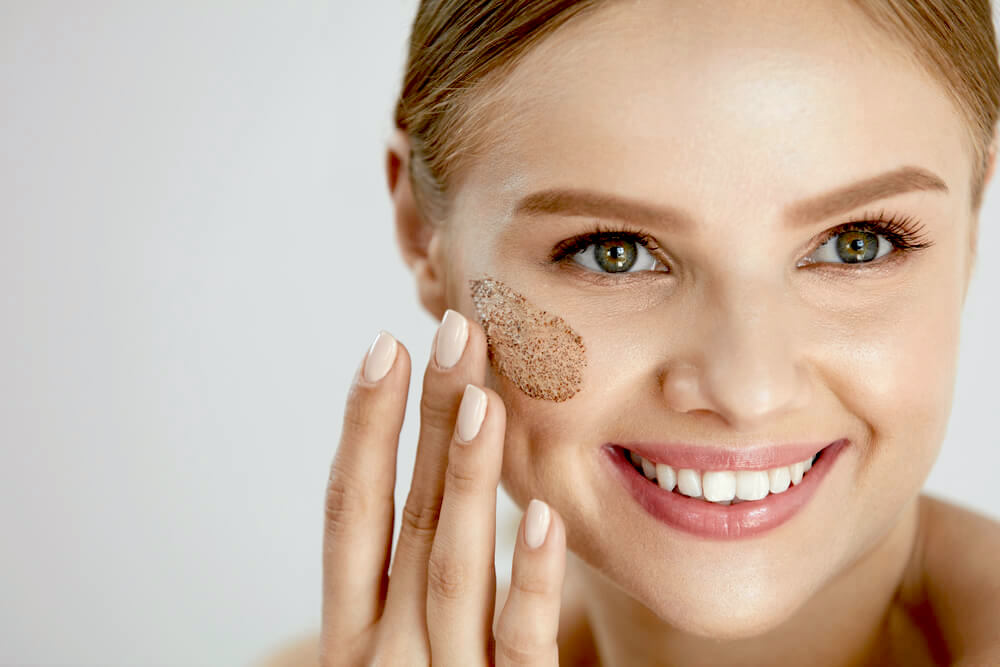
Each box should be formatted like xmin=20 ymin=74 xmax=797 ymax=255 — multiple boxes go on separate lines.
xmin=604 ymin=438 xmax=850 ymax=538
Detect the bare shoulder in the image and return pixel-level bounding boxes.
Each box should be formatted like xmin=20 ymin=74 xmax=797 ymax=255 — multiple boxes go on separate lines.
xmin=252 ymin=630 xmax=319 ymax=667
xmin=917 ymin=493 xmax=1000 ymax=663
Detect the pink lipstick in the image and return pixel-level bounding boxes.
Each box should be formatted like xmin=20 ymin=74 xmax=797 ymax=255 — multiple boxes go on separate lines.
xmin=602 ymin=438 xmax=849 ymax=539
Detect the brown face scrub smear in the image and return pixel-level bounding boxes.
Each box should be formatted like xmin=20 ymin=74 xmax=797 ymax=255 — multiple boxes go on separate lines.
xmin=469 ymin=277 xmax=586 ymax=402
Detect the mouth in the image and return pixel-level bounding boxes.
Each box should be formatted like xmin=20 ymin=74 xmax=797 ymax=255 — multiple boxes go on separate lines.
xmin=602 ymin=438 xmax=849 ymax=539
xmin=625 ymin=447 xmax=822 ymax=505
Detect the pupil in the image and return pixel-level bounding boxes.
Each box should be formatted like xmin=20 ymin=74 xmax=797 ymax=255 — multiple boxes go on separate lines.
xmin=836 ymin=231 xmax=878 ymax=263
xmin=595 ymin=239 xmax=638 ymax=272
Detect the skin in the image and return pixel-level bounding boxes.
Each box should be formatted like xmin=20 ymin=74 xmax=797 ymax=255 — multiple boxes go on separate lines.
xmin=261 ymin=1 xmax=1000 ymax=665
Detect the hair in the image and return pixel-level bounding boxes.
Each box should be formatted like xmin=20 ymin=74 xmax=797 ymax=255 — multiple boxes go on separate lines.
xmin=393 ymin=1 xmax=1000 ymax=226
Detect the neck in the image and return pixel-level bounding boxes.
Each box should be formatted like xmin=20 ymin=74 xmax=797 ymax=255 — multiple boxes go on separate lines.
xmin=569 ymin=497 xmax=924 ymax=667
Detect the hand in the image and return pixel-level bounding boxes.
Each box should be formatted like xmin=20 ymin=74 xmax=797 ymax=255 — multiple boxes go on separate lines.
xmin=321 ymin=311 xmax=567 ymax=666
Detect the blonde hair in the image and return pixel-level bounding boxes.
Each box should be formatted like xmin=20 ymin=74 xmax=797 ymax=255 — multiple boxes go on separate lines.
xmin=394 ymin=1 xmax=1000 ymax=224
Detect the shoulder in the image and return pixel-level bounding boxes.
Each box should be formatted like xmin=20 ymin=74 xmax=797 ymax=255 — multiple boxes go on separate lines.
xmin=915 ymin=494 xmax=1000 ymax=664
xmin=252 ymin=631 xmax=319 ymax=667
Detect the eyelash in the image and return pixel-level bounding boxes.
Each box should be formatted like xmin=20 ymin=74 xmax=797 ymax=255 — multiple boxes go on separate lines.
xmin=549 ymin=208 xmax=933 ymax=269
xmin=550 ymin=225 xmax=663 ymax=262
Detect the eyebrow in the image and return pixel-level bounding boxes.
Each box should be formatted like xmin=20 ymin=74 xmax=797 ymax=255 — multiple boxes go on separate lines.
xmin=511 ymin=165 xmax=949 ymax=230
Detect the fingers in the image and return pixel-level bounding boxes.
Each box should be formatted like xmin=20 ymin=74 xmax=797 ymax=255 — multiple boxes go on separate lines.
xmin=321 ymin=331 xmax=410 ymax=659
xmin=495 ymin=501 xmax=567 ymax=667
xmin=426 ymin=385 xmax=507 ymax=665
xmin=379 ymin=310 xmax=488 ymax=640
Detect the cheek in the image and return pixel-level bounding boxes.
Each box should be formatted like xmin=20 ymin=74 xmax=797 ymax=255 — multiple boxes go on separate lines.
xmin=822 ymin=273 xmax=963 ymax=497
xmin=467 ymin=276 xmax=594 ymax=508
xmin=470 ymin=277 xmax=587 ymax=402
xmin=495 ymin=383 xmax=589 ymax=510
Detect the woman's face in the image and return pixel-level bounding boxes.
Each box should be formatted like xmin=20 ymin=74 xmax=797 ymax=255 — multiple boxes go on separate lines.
xmin=432 ymin=0 xmax=975 ymax=637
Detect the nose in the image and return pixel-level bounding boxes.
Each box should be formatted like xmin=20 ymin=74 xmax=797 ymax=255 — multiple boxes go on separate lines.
xmin=659 ymin=279 xmax=810 ymax=431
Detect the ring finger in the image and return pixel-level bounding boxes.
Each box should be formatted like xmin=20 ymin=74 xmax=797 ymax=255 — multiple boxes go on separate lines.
xmin=426 ymin=385 xmax=507 ymax=665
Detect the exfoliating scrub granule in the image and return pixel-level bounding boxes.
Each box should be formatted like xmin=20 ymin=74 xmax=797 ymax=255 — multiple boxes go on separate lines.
xmin=470 ymin=277 xmax=586 ymax=402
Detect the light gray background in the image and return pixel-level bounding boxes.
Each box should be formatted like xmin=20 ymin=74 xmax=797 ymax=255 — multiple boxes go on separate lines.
xmin=1 ymin=2 xmax=997 ymax=665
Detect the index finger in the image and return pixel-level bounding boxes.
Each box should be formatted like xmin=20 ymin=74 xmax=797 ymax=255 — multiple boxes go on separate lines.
xmin=321 ymin=331 xmax=411 ymax=657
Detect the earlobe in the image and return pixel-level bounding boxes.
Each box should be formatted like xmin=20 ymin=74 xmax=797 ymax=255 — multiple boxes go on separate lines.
xmin=984 ymin=128 xmax=998 ymax=189
xmin=964 ymin=130 xmax=995 ymax=299
xmin=414 ymin=232 xmax=449 ymax=320
xmin=969 ymin=129 xmax=996 ymax=234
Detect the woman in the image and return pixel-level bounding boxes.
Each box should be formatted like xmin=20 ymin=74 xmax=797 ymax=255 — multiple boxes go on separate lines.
xmin=265 ymin=1 xmax=1000 ymax=664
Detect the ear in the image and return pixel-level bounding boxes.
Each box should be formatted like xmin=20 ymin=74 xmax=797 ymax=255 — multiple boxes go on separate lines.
xmin=983 ymin=126 xmax=998 ymax=193
xmin=386 ymin=128 xmax=448 ymax=320
xmin=964 ymin=127 xmax=997 ymax=301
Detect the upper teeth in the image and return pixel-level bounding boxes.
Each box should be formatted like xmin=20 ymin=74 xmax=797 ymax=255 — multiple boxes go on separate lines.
xmin=628 ymin=450 xmax=817 ymax=505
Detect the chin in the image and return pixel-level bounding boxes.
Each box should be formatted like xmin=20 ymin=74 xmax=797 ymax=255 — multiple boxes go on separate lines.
xmin=571 ymin=535 xmax=832 ymax=641
xmin=633 ymin=572 xmax=816 ymax=640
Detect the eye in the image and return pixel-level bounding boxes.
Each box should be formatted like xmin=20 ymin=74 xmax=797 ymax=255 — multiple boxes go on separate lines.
xmin=549 ymin=211 xmax=931 ymax=278
xmin=573 ymin=236 xmax=662 ymax=273
xmin=800 ymin=210 xmax=933 ymax=268
xmin=808 ymin=228 xmax=892 ymax=264
xmin=551 ymin=228 xmax=667 ymax=275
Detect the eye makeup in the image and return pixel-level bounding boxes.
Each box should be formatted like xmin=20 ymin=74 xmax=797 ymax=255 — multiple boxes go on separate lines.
xmin=469 ymin=277 xmax=586 ymax=402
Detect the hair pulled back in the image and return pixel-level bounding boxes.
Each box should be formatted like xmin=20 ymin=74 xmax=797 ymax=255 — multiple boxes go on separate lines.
xmin=394 ymin=1 xmax=1000 ymax=224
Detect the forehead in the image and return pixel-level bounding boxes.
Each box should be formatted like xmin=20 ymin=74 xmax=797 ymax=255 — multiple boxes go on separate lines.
xmin=455 ymin=0 xmax=970 ymax=223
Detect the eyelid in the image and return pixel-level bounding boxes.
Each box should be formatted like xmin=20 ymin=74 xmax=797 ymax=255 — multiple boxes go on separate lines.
xmin=549 ymin=223 xmax=666 ymax=263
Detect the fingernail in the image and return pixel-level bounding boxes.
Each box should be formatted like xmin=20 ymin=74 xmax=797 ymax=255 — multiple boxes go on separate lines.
xmin=456 ymin=384 xmax=487 ymax=444
xmin=434 ymin=309 xmax=469 ymax=369
xmin=363 ymin=331 xmax=397 ymax=383
xmin=524 ymin=499 xmax=550 ymax=549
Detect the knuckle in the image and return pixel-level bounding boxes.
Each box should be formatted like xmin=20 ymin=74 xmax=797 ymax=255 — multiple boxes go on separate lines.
xmin=444 ymin=452 xmax=481 ymax=496
xmin=426 ymin=546 xmax=467 ymax=601
xmin=324 ymin=466 xmax=374 ymax=537
xmin=342 ymin=384 xmax=381 ymax=434
xmin=399 ymin=500 xmax=440 ymax=544
xmin=494 ymin=628 xmax=547 ymax=665
xmin=419 ymin=393 xmax=459 ymax=432
xmin=512 ymin=567 xmax=555 ymax=599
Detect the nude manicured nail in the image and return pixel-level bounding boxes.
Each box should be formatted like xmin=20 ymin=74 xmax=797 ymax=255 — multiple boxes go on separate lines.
xmin=363 ymin=331 xmax=397 ymax=383
xmin=434 ymin=309 xmax=469 ymax=369
xmin=456 ymin=384 xmax=487 ymax=444
xmin=524 ymin=499 xmax=550 ymax=549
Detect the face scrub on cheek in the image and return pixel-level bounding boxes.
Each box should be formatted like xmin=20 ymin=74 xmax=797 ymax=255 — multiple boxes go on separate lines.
xmin=469 ymin=277 xmax=587 ymax=402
